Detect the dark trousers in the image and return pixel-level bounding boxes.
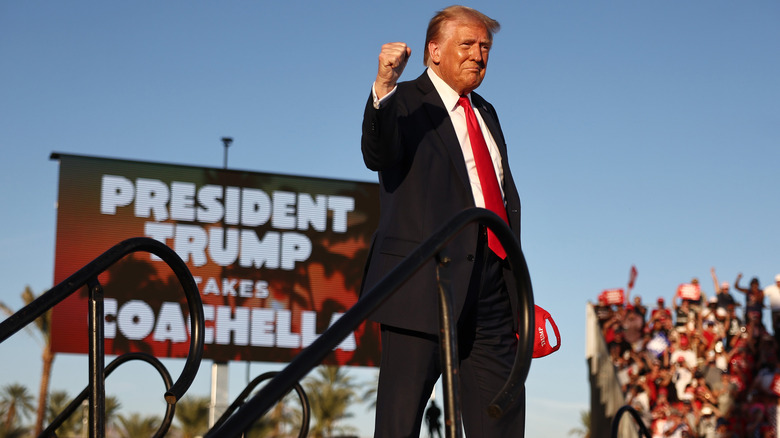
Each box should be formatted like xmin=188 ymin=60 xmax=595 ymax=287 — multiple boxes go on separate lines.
xmin=373 ymin=250 xmax=526 ymax=437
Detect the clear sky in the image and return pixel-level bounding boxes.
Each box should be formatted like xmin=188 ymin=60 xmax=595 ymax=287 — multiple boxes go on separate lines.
xmin=1 ymin=1 xmax=778 ymax=437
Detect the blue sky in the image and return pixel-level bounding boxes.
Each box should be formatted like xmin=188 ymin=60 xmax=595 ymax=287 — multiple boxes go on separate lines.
xmin=1 ymin=1 xmax=778 ymax=437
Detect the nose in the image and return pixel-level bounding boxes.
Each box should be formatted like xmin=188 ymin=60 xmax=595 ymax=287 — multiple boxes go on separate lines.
xmin=470 ymin=45 xmax=483 ymax=63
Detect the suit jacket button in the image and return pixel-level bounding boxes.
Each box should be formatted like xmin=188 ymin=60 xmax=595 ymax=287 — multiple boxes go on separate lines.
xmin=467 ymin=254 xmax=475 ymax=262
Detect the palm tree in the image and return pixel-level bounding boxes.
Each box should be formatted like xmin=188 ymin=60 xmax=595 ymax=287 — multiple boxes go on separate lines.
xmin=116 ymin=412 xmax=161 ymax=438
xmin=229 ymin=387 xmax=304 ymax=438
xmin=568 ymin=410 xmax=591 ymax=438
xmin=304 ymin=366 xmax=359 ymax=438
xmin=174 ymin=395 xmax=210 ymax=438
xmin=46 ymin=391 xmax=121 ymax=437
xmin=0 ymin=383 xmax=35 ymax=433
xmin=0 ymin=286 xmax=55 ymax=436
xmin=243 ymin=410 xmax=281 ymax=438
xmin=46 ymin=391 xmax=82 ymax=436
xmin=0 ymin=423 xmax=28 ymax=438
xmin=360 ymin=371 xmax=379 ymax=410
xmin=104 ymin=395 xmax=122 ymax=431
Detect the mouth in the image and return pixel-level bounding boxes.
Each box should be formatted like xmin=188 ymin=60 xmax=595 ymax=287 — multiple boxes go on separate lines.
xmin=463 ymin=64 xmax=484 ymax=74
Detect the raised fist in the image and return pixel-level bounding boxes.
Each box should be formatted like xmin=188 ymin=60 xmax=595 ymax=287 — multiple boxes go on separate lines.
xmin=375 ymin=42 xmax=411 ymax=99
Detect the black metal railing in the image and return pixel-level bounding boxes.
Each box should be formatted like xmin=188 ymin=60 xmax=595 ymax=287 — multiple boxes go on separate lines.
xmin=42 ymin=352 xmax=176 ymax=438
xmin=211 ymin=371 xmax=311 ymax=438
xmin=0 ymin=237 xmax=205 ymax=438
xmin=205 ymin=208 xmax=535 ymax=438
xmin=611 ymin=405 xmax=652 ymax=438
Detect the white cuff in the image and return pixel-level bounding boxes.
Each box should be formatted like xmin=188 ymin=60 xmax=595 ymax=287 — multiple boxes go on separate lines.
xmin=372 ymin=82 xmax=397 ymax=109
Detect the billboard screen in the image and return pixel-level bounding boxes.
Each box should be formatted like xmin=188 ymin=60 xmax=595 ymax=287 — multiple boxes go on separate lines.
xmin=50 ymin=153 xmax=380 ymax=367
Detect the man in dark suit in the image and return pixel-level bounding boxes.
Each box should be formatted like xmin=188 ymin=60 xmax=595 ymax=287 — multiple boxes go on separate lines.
xmin=361 ymin=5 xmax=525 ymax=437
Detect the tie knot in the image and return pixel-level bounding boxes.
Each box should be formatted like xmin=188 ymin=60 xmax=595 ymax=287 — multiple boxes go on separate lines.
xmin=457 ymin=95 xmax=471 ymax=109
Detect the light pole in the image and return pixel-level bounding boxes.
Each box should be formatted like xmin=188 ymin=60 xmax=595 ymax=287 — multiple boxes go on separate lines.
xmin=221 ymin=137 xmax=233 ymax=169
xmin=211 ymin=136 xmax=233 ymax=427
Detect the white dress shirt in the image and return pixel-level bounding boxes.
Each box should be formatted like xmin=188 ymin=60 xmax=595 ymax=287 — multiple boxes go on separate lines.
xmin=371 ymin=69 xmax=506 ymax=209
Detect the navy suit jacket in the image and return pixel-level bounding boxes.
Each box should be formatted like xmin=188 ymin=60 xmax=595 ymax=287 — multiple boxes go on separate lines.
xmin=360 ymin=71 xmax=522 ymax=334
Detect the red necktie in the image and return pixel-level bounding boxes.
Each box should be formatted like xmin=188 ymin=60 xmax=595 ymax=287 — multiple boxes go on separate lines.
xmin=458 ymin=95 xmax=509 ymax=259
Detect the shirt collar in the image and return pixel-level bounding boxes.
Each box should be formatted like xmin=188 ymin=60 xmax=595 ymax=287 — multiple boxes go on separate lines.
xmin=426 ymin=68 xmax=469 ymax=112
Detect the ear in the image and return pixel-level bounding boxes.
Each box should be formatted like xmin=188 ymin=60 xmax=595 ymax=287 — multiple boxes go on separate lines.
xmin=428 ymin=40 xmax=441 ymax=64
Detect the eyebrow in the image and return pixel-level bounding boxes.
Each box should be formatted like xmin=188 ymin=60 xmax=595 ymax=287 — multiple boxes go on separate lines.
xmin=459 ymin=38 xmax=492 ymax=48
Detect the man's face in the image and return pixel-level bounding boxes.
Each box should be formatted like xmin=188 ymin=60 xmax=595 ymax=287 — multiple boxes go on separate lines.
xmin=429 ymin=18 xmax=491 ymax=95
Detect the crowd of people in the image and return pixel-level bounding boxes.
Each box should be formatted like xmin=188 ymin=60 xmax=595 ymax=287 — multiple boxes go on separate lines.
xmin=595 ymin=268 xmax=780 ymax=437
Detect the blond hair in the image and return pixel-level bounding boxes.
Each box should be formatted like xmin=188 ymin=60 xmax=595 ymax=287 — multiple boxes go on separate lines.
xmin=423 ymin=5 xmax=500 ymax=66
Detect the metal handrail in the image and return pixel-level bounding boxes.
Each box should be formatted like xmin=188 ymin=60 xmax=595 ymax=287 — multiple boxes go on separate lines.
xmin=211 ymin=371 xmax=310 ymax=438
xmin=205 ymin=208 xmax=534 ymax=438
xmin=0 ymin=237 xmax=205 ymax=437
xmin=611 ymin=405 xmax=652 ymax=438
xmin=42 ymin=352 xmax=176 ymax=438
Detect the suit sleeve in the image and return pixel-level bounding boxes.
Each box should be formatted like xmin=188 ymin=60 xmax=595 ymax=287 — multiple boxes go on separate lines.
xmin=361 ymin=90 xmax=403 ymax=171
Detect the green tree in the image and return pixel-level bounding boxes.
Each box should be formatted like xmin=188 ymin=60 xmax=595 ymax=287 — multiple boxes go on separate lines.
xmin=0 ymin=383 xmax=35 ymax=434
xmin=237 ymin=389 xmax=304 ymax=438
xmin=568 ymin=410 xmax=591 ymax=438
xmin=46 ymin=391 xmax=82 ymax=436
xmin=116 ymin=412 xmax=161 ymax=438
xmin=0 ymin=423 xmax=28 ymax=438
xmin=304 ymin=366 xmax=358 ymax=438
xmin=360 ymin=371 xmax=379 ymax=410
xmin=46 ymin=392 xmax=121 ymax=437
xmin=174 ymin=396 xmax=210 ymax=438
xmin=104 ymin=395 xmax=122 ymax=431
xmin=0 ymin=286 xmax=55 ymax=436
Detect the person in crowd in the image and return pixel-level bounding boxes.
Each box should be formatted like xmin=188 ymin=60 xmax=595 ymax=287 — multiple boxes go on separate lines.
xmin=627 ymin=378 xmax=652 ymax=419
xmin=633 ymin=295 xmax=648 ymax=320
xmin=624 ymin=301 xmax=646 ymax=347
xmin=595 ymin=295 xmax=614 ymax=327
xmin=671 ymin=335 xmax=698 ymax=369
xmin=687 ymin=277 xmax=706 ymax=314
xmin=662 ymin=407 xmax=694 ymax=437
xmin=674 ymin=297 xmax=698 ymax=335
xmin=673 ymin=356 xmax=695 ymax=401
xmin=696 ymin=404 xmax=721 ymax=438
xmin=700 ymin=297 xmax=719 ymax=327
xmin=724 ymin=303 xmax=744 ymax=351
xmin=651 ymin=297 xmax=673 ymax=332
xmin=764 ymin=274 xmax=780 ymax=348
xmin=424 ymin=400 xmax=443 ymax=438
xmin=716 ymin=370 xmax=737 ymax=418
xmin=745 ymin=403 xmax=770 ymax=437
xmin=735 ymin=273 xmax=764 ymax=324
xmin=711 ymin=267 xmax=736 ymax=310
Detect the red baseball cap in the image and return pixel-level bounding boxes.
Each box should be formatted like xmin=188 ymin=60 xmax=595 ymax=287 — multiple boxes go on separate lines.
xmin=532 ymin=305 xmax=561 ymax=358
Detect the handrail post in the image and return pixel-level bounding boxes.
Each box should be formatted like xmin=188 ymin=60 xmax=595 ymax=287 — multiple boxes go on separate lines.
xmin=42 ymin=353 xmax=177 ymax=438
xmin=87 ymin=277 xmax=106 ymax=438
xmin=436 ymin=254 xmax=462 ymax=438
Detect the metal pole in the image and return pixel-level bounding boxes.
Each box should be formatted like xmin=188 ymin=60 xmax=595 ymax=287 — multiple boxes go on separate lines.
xmin=87 ymin=277 xmax=106 ymax=438
xmin=222 ymin=137 xmax=233 ymax=169
xmin=436 ymin=255 xmax=462 ymax=438
xmin=213 ymin=136 xmax=233 ymax=429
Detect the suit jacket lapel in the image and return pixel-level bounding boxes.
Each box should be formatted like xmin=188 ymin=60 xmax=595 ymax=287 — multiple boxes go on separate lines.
xmin=472 ymin=92 xmax=511 ymax=186
xmin=415 ymin=72 xmax=472 ymax=194
xmin=472 ymin=93 xmax=507 ymax=151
